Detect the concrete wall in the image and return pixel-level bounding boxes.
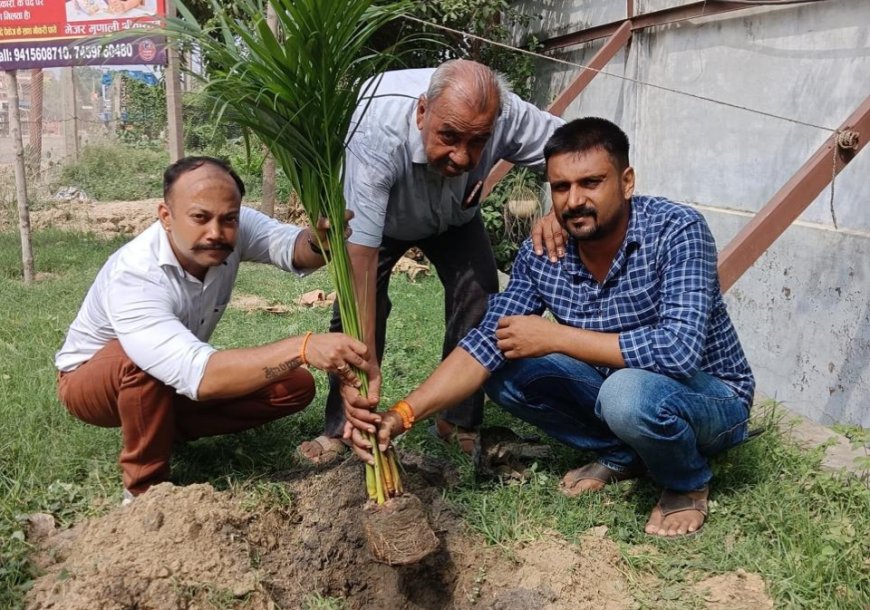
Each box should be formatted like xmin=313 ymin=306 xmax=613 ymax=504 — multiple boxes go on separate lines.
xmin=513 ymin=0 xmax=870 ymax=426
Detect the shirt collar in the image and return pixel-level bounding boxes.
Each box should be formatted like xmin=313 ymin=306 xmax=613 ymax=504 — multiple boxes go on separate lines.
xmin=561 ymin=196 xmax=642 ymax=281
xmin=156 ymin=222 xmax=211 ymax=284
xmin=408 ymin=107 xmax=429 ymax=165
xmin=624 ymin=195 xmax=643 ymax=249
xmin=156 ymin=222 xmax=183 ymax=271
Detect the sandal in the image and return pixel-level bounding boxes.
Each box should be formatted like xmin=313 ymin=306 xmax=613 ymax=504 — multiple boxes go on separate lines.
xmin=560 ymin=461 xmax=644 ymax=497
xmin=296 ymin=435 xmax=348 ymax=465
xmin=645 ymin=487 xmax=709 ymax=538
xmin=432 ymin=419 xmax=478 ymax=455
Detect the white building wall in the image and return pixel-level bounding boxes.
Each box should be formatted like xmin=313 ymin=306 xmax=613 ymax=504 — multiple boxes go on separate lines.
xmin=513 ymin=0 xmax=870 ymax=426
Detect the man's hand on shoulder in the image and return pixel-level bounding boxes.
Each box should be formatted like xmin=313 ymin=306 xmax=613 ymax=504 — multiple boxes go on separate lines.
xmin=531 ymin=209 xmax=567 ymax=262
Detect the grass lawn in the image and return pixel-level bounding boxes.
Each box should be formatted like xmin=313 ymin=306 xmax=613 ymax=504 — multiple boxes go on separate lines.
xmin=0 ymin=228 xmax=868 ymax=609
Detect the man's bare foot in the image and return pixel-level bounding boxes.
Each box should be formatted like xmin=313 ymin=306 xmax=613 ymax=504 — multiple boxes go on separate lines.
xmin=297 ymin=435 xmax=347 ymax=465
xmin=559 ymin=461 xmax=643 ymax=497
xmin=645 ymin=487 xmax=709 ymax=537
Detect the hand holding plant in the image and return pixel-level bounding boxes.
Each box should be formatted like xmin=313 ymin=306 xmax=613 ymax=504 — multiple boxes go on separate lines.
xmin=309 ymin=210 xmax=354 ymax=257
xmin=344 ymin=407 xmax=405 ymax=464
xmin=302 ymin=333 xmax=370 ymax=388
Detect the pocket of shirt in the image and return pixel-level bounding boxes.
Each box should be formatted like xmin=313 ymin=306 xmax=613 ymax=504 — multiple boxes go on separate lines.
xmin=606 ymin=285 xmax=659 ymax=327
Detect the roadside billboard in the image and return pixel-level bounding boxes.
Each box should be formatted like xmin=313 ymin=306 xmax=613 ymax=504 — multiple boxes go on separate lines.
xmin=0 ymin=0 xmax=167 ymax=70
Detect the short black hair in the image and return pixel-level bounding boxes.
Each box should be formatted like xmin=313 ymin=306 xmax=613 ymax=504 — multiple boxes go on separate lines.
xmin=544 ymin=117 xmax=630 ymax=170
xmin=163 ymin=156 xmax=246 ymax=201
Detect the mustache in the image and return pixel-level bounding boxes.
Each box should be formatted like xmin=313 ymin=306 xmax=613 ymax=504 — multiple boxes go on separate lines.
xmin=193 ymin=243 xmax=234 ymax=253
xmin=443 ymin=159 xmax=469 ymax=173
xmin=562 ymin=205 xmax=596 ymax=221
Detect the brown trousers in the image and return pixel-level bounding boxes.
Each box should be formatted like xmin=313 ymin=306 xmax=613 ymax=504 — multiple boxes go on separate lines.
xmin=58 ymin=340 xmax=315 ymax=495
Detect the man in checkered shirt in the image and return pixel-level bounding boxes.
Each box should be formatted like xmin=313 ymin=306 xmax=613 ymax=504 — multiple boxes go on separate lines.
xmin=345 ymin=117 xmax=755 ymax=538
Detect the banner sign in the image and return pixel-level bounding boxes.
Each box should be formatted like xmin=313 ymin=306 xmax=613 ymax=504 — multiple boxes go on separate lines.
xmin=0 ymin=0 xmax=166 ymax=70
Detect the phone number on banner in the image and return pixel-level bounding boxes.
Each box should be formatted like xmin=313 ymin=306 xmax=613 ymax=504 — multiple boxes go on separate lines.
xmin=11 ymin=42 xmax=136 ymax=63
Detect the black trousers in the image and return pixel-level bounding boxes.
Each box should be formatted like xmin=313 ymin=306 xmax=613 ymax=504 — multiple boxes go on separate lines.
xmin=323 ymin=214 xmax=499 ymax=436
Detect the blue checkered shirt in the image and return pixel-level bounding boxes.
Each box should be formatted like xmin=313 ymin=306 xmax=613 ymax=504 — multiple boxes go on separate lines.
xmin=458 ymin=195 xmax=755 ymax=407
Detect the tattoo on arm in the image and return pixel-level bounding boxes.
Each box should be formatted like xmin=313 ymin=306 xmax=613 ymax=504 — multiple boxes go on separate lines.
xmin=263 ymin=357 xmax=303 ymax=380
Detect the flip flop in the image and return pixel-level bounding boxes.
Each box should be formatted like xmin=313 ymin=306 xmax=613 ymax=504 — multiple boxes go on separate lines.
xmin=560 ymin=461 xmax=644 ymax=497
xmin=646 ymin=488 xmax=709 ymax=538
xmin=296 ymin=435 xmax=348 ymax=465
xmin=431 ymin=419 xmax=478 ymax=455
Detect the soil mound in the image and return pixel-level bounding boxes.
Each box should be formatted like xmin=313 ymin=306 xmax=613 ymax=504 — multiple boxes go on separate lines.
xmin=26 ymin=483 xmax=267 ymax=610
xmin=32 ymin=200 xmax=161 ymax=236
xmin=25 ymin=458 xmax=638 ymax=609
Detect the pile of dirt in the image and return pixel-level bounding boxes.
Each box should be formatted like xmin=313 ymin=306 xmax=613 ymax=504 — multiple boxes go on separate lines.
xmin=24 ymin=199 xmax=311 ymax=238
xmin=30 ymin=200 xmax=161 ymax=236
xmin=26 ymin=484 xmax=268 ymax=610
xmin=693 ymin=570 xmax=774 ymax=610
xmin=25 ymin=458 xmax=644 ymax=610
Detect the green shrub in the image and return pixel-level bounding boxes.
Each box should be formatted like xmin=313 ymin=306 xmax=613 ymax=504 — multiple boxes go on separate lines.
xmin=118 ymin=75 xmax=167 ymax=145
xmin=55 ymin=144 xmax=168 ymax=201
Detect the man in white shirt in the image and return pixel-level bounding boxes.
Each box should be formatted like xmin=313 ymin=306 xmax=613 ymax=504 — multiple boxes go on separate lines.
xmin=56 ymin=156 xmax=371 ymax=500
xmin=299 ymin=59 xmax=564 ymax=462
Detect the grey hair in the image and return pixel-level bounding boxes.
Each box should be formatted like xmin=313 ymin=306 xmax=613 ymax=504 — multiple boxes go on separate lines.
xmin=426 ymin=59 xmax=511 ymax=113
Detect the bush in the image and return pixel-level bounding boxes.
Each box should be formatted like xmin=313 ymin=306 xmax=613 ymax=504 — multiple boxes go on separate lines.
xmin=217 ymin=140 xmax=295 ymax=203
xmin=119 ymin=75 xmax=167 ymax=145
xmin=481 ymin=167 xmax=544 ymax=272
xmin=56 ymin=144 xmax=168 ymax=201
xmin=183 ymin=89 xmax=244 ymax=152
xmin=54 ymin=140 xmax=298 ymax=206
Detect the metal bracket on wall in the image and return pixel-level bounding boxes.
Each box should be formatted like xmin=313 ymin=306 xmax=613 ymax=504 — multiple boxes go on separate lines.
xmin=482 ymin=1 xmax=755 ymax=197
xmin=717 ymin=96 xmax=870 ymax=292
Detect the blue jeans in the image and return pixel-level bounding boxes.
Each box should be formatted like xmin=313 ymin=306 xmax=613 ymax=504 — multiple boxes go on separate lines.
xmin=484 ymin=354 xmax=750 ymax=492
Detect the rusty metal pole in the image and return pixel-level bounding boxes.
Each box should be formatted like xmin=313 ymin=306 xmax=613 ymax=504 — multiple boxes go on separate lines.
xmin=5 ymin=70 xmax=35 ymax=284
xmin=718 ymin=95 xmax=870 ymax=292
xmin=482 ymin=21 xmax=633 ymax=197
xmin=165 ymin=0 xmax=184 ymax=162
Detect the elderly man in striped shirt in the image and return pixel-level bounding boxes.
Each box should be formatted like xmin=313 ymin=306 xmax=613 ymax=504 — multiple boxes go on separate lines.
xmin=297 ymin=59 xmax=564 ymax=463
xmin=345 ymin=117 xmax=755 ymax=538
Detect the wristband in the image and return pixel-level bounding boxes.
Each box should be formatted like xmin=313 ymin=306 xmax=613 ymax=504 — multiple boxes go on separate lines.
xmin=390 ymin=400 xmax=416 ymax=431
xmin=300 ymin=331 xmax=313 ymax=366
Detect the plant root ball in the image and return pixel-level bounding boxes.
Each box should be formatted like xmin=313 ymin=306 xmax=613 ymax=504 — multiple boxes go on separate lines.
xmin=362 ymin=493 xmax=439 ymax=566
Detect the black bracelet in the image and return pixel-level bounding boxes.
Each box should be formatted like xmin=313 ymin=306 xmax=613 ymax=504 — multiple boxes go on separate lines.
xmin=308 ymin=235 xmax=325 ymax=257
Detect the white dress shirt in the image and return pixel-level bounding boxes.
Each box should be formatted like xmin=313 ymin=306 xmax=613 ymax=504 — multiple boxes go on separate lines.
xmin=55 ymin=206 xmax=308 ymax=399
